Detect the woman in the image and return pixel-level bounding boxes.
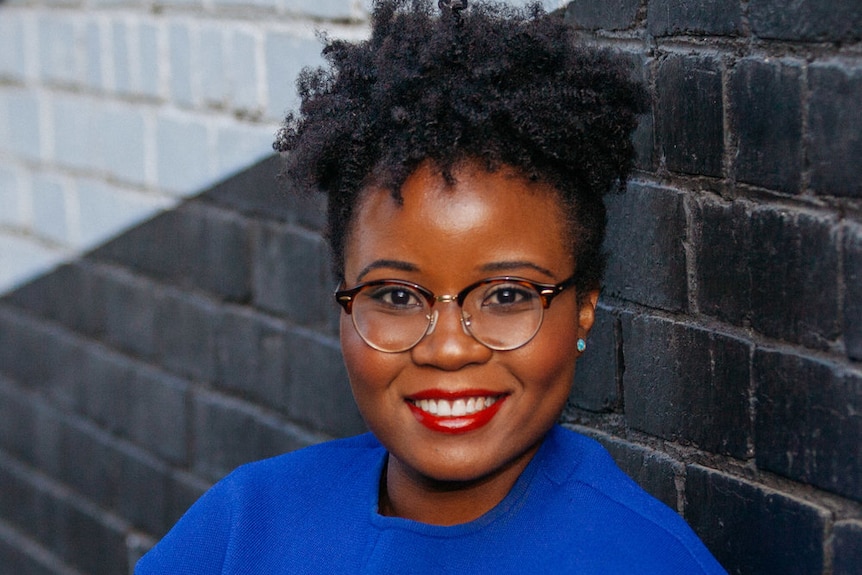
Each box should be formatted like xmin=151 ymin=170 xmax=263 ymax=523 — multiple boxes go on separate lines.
xmin=136 ymin=0 xmax=726 ymax=572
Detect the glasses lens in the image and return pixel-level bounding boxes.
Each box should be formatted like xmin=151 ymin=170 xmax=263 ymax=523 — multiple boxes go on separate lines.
xmin=351 ymin=283 xmax=431 ymax=352
xmin=463 ymin=280 xmax=544 ymax=350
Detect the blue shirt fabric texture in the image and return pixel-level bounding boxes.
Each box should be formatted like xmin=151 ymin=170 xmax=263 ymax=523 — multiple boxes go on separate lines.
xmin=136 ymin=425 xmax=727 ymax=574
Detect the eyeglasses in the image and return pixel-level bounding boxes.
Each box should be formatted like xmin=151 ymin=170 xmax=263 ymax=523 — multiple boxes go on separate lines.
xmin=334 ymin=275 xmax=575 ymax=353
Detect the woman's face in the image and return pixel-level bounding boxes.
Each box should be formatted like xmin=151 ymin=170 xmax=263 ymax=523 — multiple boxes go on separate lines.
xmin=341 ymin=160 xmax=598 ymax=487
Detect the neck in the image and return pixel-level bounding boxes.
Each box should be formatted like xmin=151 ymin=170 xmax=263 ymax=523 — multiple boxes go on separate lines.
xmin=378 ymin=442 xmax=540 ymax=526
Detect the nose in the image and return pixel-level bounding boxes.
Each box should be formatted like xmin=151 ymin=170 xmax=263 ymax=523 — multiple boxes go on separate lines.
xmin=410 ymin=302 xmax=492 ymax=370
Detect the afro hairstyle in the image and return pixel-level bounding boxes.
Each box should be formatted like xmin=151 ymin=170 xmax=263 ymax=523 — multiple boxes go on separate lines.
xmin=275 ymin=0 xmax=647 ymax=291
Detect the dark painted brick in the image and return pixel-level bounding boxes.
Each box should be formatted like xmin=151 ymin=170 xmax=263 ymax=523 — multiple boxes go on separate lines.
xmin=0 ymin=454 xmax=129 ymax=575
xmin=622 ymin=315 xmax=752 ymax=458
xmin=191 ymin=389 xmax=325 ymax=482
xmin=845 ymin=224 xmax=862 ymax=360
xmin=729 ymin=58 xmax=803 ymax=194
xmin=754 ymin=349 xmax=861 ymax=501
xmin=694 ymin=199 xmax=840 ymax=347
xmin=565 ymin=0 xmax=640 ymax=30
xmin=0 ymin=377 xmax=63 ymax=474
xmin=96 ymin=266 xmax=159 ymax=360
xmin=154 ymin=289 xmax=221 ymax=382
xmin=253 ymin=221 xmax=338 ymax=333
xmin=283 ymin=329 xmax=367 ymax=438
xmin=0 ymin=521 xmax=66 ymax=575
xmin=657 ymin=54 xmax=724 ymax=177
xmin=571 ymin=304 xmax=620 ymax=412
xmin=809 ymin=63 xmax=862 ymax=199
xmin=204 ymin=155 xmax=328 ymax=231
xmin=748 ymin=209 xmax=840 ymax=346
xmin=750 ymin=0 xmax=862 ymax=42
xmin=0 ymin=262 xmax=106 ymax=338
xmin=647 ymin=0 xmax=742 ymax=36
xmin=0 ymin=306 xmax=86 ymax=409
xmin=603 ymin=183 xmax=687 ymax=311
xmin=594 ymin=433 xmax=682 ymax=511
xmin=833 ymin=520 xmax=862 ymax=575
xmin=216 ymin=306 xmax=289 ymax=410
xmin=685 ymin=465 xmax=828 ymax=575
xmin=127 ymin=367 xmax=189 ymax=464
xmin=52 ymin=417 xmax=170 ymax=536
xmin=92 ymin=202 xmax=252 ymax=301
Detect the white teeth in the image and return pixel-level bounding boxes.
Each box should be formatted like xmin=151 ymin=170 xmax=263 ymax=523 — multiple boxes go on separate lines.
xmin=412 ymin=396 xmax=499 ymax=417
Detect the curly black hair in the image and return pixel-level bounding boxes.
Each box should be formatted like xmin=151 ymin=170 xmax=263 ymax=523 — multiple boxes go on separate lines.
xmin=275 ymin=0 xmax=646 ymax=292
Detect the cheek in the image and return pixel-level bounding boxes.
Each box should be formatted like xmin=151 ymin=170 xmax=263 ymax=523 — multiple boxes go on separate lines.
xmin=340 ymin=314 xmax=393 ymax=401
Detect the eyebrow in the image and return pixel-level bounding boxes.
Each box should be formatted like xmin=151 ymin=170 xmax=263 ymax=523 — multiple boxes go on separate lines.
xmin=356 ymin=259 xmax=557 ymax=282
xmin=356 ymin=259 xmax=419 ymax=282
xmin=478 ymin=261 xmax=557 ymax=279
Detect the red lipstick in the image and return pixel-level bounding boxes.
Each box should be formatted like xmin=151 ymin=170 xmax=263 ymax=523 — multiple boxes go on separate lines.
xmin=405 ymin=389 xmax=507 ymax=434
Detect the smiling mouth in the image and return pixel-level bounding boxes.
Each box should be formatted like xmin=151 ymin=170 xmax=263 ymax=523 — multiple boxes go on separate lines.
xmin=408 ymin=396 xmax=500 ymax=417
xmin=405 ymin=392 xmax=507 ymax=434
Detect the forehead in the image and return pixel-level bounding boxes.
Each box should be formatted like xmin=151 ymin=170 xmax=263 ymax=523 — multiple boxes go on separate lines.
xmin=344 ymin=161 xmax=574 ymax=283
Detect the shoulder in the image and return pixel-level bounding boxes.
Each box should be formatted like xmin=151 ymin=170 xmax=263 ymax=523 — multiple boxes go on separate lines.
xmin=535 ymin=426 xmax=727 ymax=574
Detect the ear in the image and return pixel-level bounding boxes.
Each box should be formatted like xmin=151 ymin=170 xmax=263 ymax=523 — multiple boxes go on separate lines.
xmin=577 ymin=290 xmax=600 ymax=335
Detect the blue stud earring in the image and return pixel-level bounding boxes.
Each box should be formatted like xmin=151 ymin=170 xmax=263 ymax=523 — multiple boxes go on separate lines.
xmin=576 ymin=338 xmax=586 ymax=353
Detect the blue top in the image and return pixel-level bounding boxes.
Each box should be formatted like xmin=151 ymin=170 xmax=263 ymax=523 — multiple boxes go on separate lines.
xmin=136 ymin=425 xmax=726 ymax=574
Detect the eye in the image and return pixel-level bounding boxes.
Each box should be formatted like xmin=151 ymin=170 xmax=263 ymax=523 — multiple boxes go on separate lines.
xmin=481 ymin=282 xmax=537 ymax=310
xmin=366 ymin=285 xmax=424 ymax=310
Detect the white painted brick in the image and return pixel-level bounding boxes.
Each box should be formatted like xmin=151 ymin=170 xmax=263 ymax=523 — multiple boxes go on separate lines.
xmin=72 ymin=178 xmax=174 ymax=248
xmin=84 ymin=18 xmax=105 ymax=91
xmin=98 ymin=103 xmax=148 ymax=186
xmin=264 ymin=29 xmax=324 ymax=120
xmin=0 ymin=13 xmax=27 ymax=81
xmin=215 ymin=121 xmax=277 ymax=177
xmin=0 ymin=165 xmax=25 ymax=228
xmin=169 ymin=22 xmax=195 ymax=107
xmin=212 ymin=0 xmax=279 ymax=10
xmin=199 ymin=24 xmax=227 ymax=107
xmin=31 ymin=172 xmax=70 ymax=245
xmin=229 ymin=28 xmax=263 ymax=115
xmin=37 ymin=13 xmax=80 ymax=86
xmin=138 ymin=21 xmax=162 ymax=99
xmin=281 ymin=0 xmax=359 ymax=21
xmin=52 ymin=94 xmax=99 ymax=171
xmin=156 ymin=111 xmax=213 ymax=196
xmin=0 ymin=88 xmax=42 ymax=162
xmin=112 ymin=19 xmax=133 ymax=95
xmin=0 ymin=233 xmax=66 ymax=294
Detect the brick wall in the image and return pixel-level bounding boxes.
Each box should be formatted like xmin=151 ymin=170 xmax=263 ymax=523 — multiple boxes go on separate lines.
xmin=0 ymin=1 xmax=860 ymax=574
xmin=564 ymin=1 xmax=862 ymax=574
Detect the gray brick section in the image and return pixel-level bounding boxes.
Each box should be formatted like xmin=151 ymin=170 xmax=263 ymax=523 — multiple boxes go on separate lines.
xmin=191 ymin=389 xmax=326 ymax=483
xmin=281 ymin=328 xmax=366 ymax=437
xmin=754 ymin=349 xmax=862 ymax=501
xmin=656 ymin=54 xmax=724 ymax=177
xmin=749 ymin=0 xmax=862 ymax=42
xmin=253 ymin=220 xmax=339 ymax=333
xmin=685 ymin=465 xmax=829 ymax=575
xmin=833 ymin=520 xmax=862 ymax=575
xmin=647 ymin=0 xmax=742 ymax=37
xmin=0 ymin=454 xmax=131 ymax=575
xmin=808 ymin=62 xmax=862 ymax=199
xmin=729 ymin=58 xmax=803 ymax=194
xmin=564 ymin=0 xmax=640 ymax=30
xmin=845 ymin=223 xmax=862 ymax=361
xmin=602 ymin=183 xmax=687 ymax=311
xmin=694 ymin=199 xmax=841 ymax=348
xmin=622 ymin=315 xmax=752 ymax=458
xmin=155 ymin=289 xmax=222 ymax=382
